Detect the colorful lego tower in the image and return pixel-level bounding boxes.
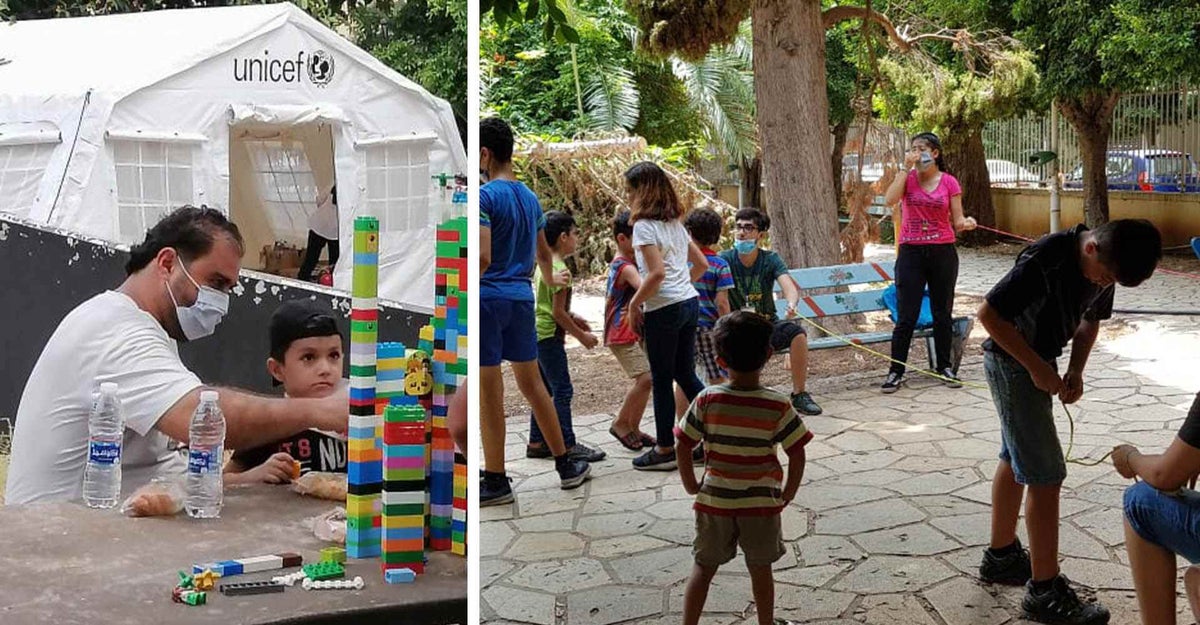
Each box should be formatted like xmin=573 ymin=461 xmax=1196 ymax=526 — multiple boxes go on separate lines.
xmin=381 ymin=405 xmax=427 ymax=574
xmin=419 ymin=215 xmax=467 ymax=552
xmin=375 ymin=342 xmax=408 ymax=414
xmin=452 ymin=453 xmax=467 ymax=556
xmin=347 ymin=216 xmax=382 ymax=559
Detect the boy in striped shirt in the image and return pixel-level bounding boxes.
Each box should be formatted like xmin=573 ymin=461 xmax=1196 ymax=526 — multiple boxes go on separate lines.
xmin=674 ymin=311 xmax=812 ymax=625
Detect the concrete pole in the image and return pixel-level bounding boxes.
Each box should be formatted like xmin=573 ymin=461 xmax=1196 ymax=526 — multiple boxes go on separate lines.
xmin=1049 ymin=105 xmax=1061 ymax=233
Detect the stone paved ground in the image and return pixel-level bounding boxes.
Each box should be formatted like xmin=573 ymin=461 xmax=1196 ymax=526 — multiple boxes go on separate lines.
xmin=482 ymin=245 xmax=1200 ymax=625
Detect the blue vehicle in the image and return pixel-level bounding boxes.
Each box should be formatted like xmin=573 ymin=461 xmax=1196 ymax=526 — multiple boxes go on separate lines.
xmin=1064 ymin=149 xmax=1200 ymax=193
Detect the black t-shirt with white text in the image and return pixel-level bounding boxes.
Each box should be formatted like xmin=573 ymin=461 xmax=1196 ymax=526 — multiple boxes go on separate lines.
xmin=232 ymin=429 xmax=347 ymax=476
xmin=982 ymin=224 xmax=1114 ymax=361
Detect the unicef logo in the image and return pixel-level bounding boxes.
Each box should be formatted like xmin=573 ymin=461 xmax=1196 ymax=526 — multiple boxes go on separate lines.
xmin=307 ymin=50 xmax=335 ymax=86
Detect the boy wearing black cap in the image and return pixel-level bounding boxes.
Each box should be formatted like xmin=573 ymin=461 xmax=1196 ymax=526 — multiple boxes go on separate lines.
xmin=224 ymin=300 xmax=348 ymax=484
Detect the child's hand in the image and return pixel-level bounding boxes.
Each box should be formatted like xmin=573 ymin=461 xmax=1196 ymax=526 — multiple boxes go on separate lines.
xmin=571 ymin=313 xmax=592 ymax=332
xmin=544 ymin=268 xmax=571 ymax=288
xmin=579 ymin=332 xmax=599 ymax=350
xmin=245 ymin=452 xmax=297 ymax=484
xmin=1059 ymin=370 xmax=1084 ymax=404
xmin=626 ymin=305 xmax=644 ymax=335
xmin=1031 ymin=362 xmax=1064 ymax=396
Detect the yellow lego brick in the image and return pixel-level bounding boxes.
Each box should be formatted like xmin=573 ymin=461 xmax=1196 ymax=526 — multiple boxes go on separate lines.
xmin=348 ymin=437 xmax=376 ymax=453
xmin=382 ymin=514 xmax=425 ymax=529
xmin=419 ymin=325 xmax=435 ymax=341
xmin=346 ymin=495 xmax=378 ymax=516
xmin=377 ymin=357 xmax=408 ymax=371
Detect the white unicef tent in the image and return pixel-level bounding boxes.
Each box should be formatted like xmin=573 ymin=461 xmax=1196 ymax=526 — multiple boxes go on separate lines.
xmin=0 ymin=2 xmax=466 ymax=310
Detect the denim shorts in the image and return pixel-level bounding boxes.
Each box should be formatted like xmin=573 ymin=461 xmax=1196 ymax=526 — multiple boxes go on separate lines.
xmin=984 ymin=350 xmax=1066 ymax=485
xmin=480 ymin=298 xmax=538 ymax=366
xmin=1124 ymin=480 xmax=1200 ymax=563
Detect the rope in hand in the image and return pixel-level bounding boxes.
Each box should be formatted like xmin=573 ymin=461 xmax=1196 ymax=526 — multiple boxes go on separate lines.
xmin=785 ymin=307 xmax=1111 ymax=466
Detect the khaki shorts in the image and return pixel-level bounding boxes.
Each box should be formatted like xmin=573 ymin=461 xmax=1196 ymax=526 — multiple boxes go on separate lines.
xmin=693 ymin=512 xmax=785 ymax=567
xmin=609 ymin=342 xmax=650 ymax=379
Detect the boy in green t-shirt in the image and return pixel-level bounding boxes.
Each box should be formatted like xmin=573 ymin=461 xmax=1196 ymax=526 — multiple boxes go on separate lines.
xmin=525 ymin=211 xmax=606 ymax=462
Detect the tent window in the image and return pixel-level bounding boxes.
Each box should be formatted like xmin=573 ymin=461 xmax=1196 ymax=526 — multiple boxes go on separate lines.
xmin=0 ymin=142 xmax=56 ymax=218
xmin=246 ymin=140 xmax=318 ymax=243
xmin=363 ymin=143 xmax=430 ymax=232
xmin=113 ymin=140 xmax=195 ymax=243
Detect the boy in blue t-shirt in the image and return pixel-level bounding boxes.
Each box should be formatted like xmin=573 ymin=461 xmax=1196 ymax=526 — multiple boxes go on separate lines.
xmin=680 ymin=208 xmax=733 ymax=395
xmin=479 ymin=117 xmax=591 ymax=507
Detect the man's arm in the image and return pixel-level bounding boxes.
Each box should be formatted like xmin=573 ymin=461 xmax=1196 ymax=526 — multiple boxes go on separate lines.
xmin=155 ymin=387 xmax=347 ymax=450
xmin=777 ymin=274 xmax=801 ymax=318
xmin=977 ymin=301 xmax=1063 ymax=396
xmin=480 ymin=225 xmax=492 ymax=274
xmin=781 ymin=446 xmax=806 ymax=504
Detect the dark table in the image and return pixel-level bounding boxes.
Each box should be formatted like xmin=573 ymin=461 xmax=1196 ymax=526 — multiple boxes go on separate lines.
xmin=0 ymin=484 xmax=467 ymax=625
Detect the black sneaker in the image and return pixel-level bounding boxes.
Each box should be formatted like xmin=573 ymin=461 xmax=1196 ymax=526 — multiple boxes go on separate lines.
xmin=979 ymin=539 xmax=1032 ymax=585
xmin=938 ymin=368 xmax=963 ymax=389
xmin=480 ymin=472 xmax=514 ymax=507
xmin=525 ymin=444 xmax=552 ymax=459
xmin=881 ymin=371 xmax=904 ymax=394
xmin=556 ymin=458 xmax=591 ymax=490
xmin=1021 ymin=575 xmax=1110 ymax=624
xmin=790 ymin=391 xmax=822 ymax=415
xmin=567 ymin=443 xmax=607 ymax=462
xmin=632 ymin=448 xmax=677 ymax=471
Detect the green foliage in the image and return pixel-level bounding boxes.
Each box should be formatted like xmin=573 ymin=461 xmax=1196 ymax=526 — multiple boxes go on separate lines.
xmin=484 ymin=0 xmax=583 ymax=44
xmin=625 ymin=0 xmax=751 ymax=61
xmin=670 ymin=27 xmax=756 ymax=162
xmin=584 ymin=64 xmax=641 ymax=131
xmin=878 ymin=50 xmax=1038 ymax=134
xmin=825 ymin=27 xmax=861 ymax=130
xmin=1009 ymin=0 xmax=1200 ymax=99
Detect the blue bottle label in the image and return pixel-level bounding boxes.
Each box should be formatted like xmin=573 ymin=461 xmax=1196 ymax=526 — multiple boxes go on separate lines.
xmin=89 ymin=441 xmax=121 ymax=465
xmin=187 ymin=447 xmax=221 ymax=474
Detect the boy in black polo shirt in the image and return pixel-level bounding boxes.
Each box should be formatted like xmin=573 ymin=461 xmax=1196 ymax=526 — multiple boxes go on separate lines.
xmin=977 ymin=220 xmax=1161 ymax=624
xmin=224 ymin=300 xmax=348 ymax=483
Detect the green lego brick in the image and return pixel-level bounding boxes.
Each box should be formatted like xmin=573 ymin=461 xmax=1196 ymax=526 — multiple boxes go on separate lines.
xmin=302 ymin=561 xmax=346 ymax=581
xmin=321 ymin=547 xmax=347 ymax=564
xmin=349 ymin=364 xmax=377 ymax=377
xmin=384 ymin=405 xmax=425 ymax=423
xmin=383 ymin=503 xmax=426 ymax=516
xmin=347 ymin=515 xmax=378 ymax=530
xmin=382 ymin=552 xmax=425 ymax=564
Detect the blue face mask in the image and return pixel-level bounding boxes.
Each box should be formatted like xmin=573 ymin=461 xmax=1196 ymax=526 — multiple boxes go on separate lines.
xmin=734 ymin=240 xmax=758 ymax=255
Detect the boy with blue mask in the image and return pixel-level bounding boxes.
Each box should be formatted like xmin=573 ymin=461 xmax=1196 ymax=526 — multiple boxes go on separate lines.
xmin=718 ymin=208 xmax=822 ymax=416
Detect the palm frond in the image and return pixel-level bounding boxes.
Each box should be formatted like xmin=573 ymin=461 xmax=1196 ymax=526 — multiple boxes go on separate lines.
xmin=673 ymin=47 xmax=757 ymax=162
xmin=583 ymin=63 xmax=641 ymax=132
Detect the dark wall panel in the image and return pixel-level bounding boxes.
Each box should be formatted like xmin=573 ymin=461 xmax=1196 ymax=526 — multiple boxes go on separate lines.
xmin=0 ymin=215 xmax=430 ymax=421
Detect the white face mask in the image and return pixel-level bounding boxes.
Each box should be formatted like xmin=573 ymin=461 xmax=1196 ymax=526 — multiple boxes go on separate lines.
xmin=166 ymin=258 xmax=230 ymax=341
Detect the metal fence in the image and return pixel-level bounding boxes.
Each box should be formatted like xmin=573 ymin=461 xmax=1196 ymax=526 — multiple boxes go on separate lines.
xmin=983 ymin=81 xmax=1200 ymax=192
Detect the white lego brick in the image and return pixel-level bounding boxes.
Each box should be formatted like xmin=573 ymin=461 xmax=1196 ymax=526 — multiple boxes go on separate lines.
xmin=381 ymin=490 xmax=426 ymax=505
xmin=349 ymin=415 xmax=380 ymax=429
xmin=237 ymin=555 xmax=284 ymax=573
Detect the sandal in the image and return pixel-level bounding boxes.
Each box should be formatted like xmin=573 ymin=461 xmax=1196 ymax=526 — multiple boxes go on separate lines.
xmin=608 ymin=426 xmax=644 ymax=451
xmin=637 ymin=432 xmax=657 ymax=448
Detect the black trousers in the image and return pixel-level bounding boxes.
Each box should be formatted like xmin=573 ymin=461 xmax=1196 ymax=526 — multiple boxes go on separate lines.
xmin=298 ymin=230 xmax=340 ymax=283
xmin=889 ymin=243 xmax=958 ymax=374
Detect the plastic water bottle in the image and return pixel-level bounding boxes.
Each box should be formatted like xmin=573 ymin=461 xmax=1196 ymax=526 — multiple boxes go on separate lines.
xmin=185 ymin=390 xmax=225 ymax=518
xmin=82 ymin=382 xmax=123 ymax=508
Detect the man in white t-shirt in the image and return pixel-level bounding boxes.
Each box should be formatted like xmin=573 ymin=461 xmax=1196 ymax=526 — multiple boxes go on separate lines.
xmin=298 ymin=184 xmax=340 ymax=283
xmin=4 ymin=206 xmax=349 ymax=505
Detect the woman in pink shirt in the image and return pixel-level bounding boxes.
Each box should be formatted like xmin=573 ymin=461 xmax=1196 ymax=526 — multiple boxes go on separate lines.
xmin=880 ymin=132 xmax=977 ymax=392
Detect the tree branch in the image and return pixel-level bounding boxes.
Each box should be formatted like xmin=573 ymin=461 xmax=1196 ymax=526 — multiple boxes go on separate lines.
xmin=822 ymin=5 xmax=912 ymax=52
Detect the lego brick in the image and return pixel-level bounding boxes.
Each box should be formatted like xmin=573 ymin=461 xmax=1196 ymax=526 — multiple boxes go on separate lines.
xmin=382 ymin=538 xmax=425 ymax=552
xmin=215 ymin=560 xmax=243 ymax=576
xmin=381 ymin=504 xmax=426 ymax=518
xmin=219 ymin=581 xmax=284 ymax=596
xmin=385 ymin=568 xmax=416 ymax=584
xmin=350 ymin=308 xmax=378 ymax=321
xmin=346 ymin=543 xmax=381 ymax=559
xmin=381 ymin=489 xmax=426 ymax=506
xmin=383 ymin=526 xmax=425 ymax=541
xmin=238 ymin=555 xmax=284 ymax=574
xmin=303 ymin=561 xmax=346 ymax=581
xmin=321 ymin=547 xmax=347 ymax=564
xmin=381 ymin=551 xmax=425 ymax=564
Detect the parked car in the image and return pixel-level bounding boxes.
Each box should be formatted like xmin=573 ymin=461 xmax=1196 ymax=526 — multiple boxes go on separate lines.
xmin=987 ymin=159 xmax=1042 ymax=187
xmin=1063 ymin=149 xmax=1200 ymax=192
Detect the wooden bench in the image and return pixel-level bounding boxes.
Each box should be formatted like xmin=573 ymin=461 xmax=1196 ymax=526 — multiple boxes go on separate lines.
xmin=770 ymin=260 xmax=972 ymax=372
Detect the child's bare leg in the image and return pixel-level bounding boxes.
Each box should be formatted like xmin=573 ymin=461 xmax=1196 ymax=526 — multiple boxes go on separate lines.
xmin=682 ymin=563 xmax=718 ymax=625
xmin=990 ymin=460 xmax=1025 ymax=548
xmin=747 ymin=563 xmax=776 ymax=625
xmin=480 ymin=365 xmax=507 ymax=473
xmin=510 ymin=360 xmax=567 ymax=456
xmin=614 ymin=372 xmax=652 ymax=435
xmin=674 ymin=384 xmax=688 ymax=419
xmin=1025 ymin=483 xmax=1061 ymax=581
xmin=788 ymin=333 xmax=809 ymax=393
xmin=1185 ymin=565 xmax=1200 ymax=624
xmin=1125 ymin=518 xmax=1179 ymax=625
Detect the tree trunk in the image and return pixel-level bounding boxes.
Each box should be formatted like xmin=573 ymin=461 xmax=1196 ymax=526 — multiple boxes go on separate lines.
xmin=942 ymin=125 xmax=996 ymax=246
xmin=1058 ymin=92 xmax=1120 ymax=227
xmin=831 ymin=119 xmax=850 ymax=210
xmin=752 ymin=0 xmax=840 ymax=268
xmin=739 ymin=155 xmax=763 ymax=209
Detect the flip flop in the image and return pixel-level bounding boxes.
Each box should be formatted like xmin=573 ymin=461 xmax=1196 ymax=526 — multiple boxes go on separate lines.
xmin=637 ymin=432 xmax=657 ymax=448
xmin=608 ymin=426 xmax=644 ymax=451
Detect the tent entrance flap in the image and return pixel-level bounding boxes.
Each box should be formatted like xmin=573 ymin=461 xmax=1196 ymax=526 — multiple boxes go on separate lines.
xmin=229 ymin=121 xmax=336 ymax=276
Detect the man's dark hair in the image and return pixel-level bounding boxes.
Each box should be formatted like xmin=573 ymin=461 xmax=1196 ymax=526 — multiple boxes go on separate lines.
xmin=544 ymin=210 xmax=576 ymax=248
xmin=1092 ymin=219 xmax=1162 ymax=287
xmin=480 ymin=117 xmax=515 ymax=164
xmin=125 ymin=205 xmax=244 ymax=275
xmin=735 ymin=207 xmax=770 ymax=232
xmin=713 ymin=311 xmax=774 ymax=373
xmin=269 ymin=300 xmax=343 ymax=362
xmin=684 ymin=207 xmax=723 ymax=247
xmin=612 ymin=210 xmax=633 ymax=239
